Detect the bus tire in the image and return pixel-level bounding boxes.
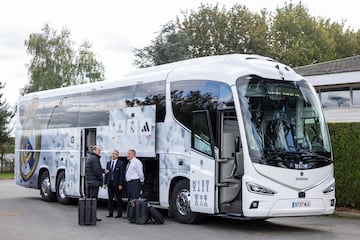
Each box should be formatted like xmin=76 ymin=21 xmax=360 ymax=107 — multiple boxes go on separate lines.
xmin=40 ymin=170 xmax=56 ymax=202
xmin=56 ymin=171 xmax=70 ymax=204
xmin=170 ymin=179 xmax=200 ymax=224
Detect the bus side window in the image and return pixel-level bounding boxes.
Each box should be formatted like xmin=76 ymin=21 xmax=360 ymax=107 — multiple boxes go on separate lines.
xmin=191 ymin=110 xmax=214 ymax=157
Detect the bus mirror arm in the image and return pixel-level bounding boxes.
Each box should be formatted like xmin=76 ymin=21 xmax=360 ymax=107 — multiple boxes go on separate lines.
xmin=235 ymin=136 xmax=241 ymax=153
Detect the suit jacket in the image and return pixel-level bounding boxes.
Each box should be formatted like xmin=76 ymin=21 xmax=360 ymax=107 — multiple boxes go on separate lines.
xmin=85 ymin=152 xmax=103 ymax=187
xmin=104 ymin=159 xmax=125 ymax=188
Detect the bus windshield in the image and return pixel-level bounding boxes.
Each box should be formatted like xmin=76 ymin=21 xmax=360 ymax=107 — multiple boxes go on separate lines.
xmin=237 ymin=76 xmax=332 ymax=170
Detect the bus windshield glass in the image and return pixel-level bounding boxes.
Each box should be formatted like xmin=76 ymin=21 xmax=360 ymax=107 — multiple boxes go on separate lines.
xmin=237 ymin=76 xmax=332 ymax=169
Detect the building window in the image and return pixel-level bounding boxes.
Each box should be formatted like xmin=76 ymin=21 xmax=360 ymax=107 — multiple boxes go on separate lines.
xmin=320 ymin=89 xmax=350 ymax=108
xmin=352 ymin=89 xmax=360 ymax=105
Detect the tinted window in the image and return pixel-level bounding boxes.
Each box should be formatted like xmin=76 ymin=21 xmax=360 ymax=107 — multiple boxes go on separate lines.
xmin=48 ymin=94 xmax=80 ymax=128
xmin=20 ymin=96 xmax=59 ymax=129
xmin=79 ymin=88 xmax=124 ymax=127
xmin=22 ymin=81 xmax=166 ymax=129
xmin=192 ymin=111 xmax=213 ymax=156
xmin=126 ymin=81 xmax=166 ymax=122
xmin=171 ymin=80 xmax=233 ymax=131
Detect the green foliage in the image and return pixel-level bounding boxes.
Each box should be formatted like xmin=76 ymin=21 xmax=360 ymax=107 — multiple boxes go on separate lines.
xmin=270 ymin=2 xmax=335 ymax=66
xmin=328 ymin=123 xmax=360 ymax=209
xmin=0 ymin=83 xmax=14 ymax=146
xmin=134 ymin=3 xmax=270 ymax=66
xmin=133 ymin=21 xmax=192 ymax=67
xmin=0 ymin=172 xmax=14 ymax=179
xmin=134 ymin=2 xmax=360 ymax=68
xmin=0 ymin=83 xmax=15 ymax=173
xmin=23 ymin=23 xmax=105 ymax=94
xmin=75 ymin=40 xmax=105 ymax=84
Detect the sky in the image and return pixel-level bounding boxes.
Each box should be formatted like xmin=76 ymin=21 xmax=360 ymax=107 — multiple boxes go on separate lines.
xmin=1 ymin=0 xmax=359 ymax=107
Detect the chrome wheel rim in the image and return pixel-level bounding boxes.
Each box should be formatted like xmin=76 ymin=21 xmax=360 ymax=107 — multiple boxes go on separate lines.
xmin=41 ymin=176 xmax=51 ymax=197
xmin=176 ymin=189 xmax=191 ymax=216
xmin=58 ymin=177 xmax=66 ymax=199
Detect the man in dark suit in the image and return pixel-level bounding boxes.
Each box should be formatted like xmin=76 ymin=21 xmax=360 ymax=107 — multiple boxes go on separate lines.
xmin=104 ymin=149 xmax=125 ymax=218
xmin=85 ymin=145 xmax=108 ymax=221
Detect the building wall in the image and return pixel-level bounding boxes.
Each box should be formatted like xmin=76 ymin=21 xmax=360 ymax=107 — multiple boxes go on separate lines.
xmin=323 ymin=107 xmax=360 ymax=123
xmin=304 ymin=72 xmax=360 ymax=123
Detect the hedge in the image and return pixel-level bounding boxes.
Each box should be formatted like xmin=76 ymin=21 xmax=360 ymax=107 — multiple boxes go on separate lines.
xmin=328 ymin=123 xmax=360 ymax=209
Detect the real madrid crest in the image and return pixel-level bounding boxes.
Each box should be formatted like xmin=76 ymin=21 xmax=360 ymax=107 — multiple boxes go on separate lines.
xmin=19 ymin=97 xmax=41 ymax=181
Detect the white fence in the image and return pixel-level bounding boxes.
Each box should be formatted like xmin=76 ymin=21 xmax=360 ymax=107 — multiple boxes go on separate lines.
xmin=0 ymin=154 xmax=14 ymax=172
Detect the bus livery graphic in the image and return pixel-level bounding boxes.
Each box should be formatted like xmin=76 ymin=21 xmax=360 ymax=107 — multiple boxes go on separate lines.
xmin=19 ymin=117 xmax=41 ymax=181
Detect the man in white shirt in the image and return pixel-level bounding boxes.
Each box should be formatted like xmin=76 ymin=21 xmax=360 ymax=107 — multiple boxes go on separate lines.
xmin=125 ymin=149 xmax=144 ymax=200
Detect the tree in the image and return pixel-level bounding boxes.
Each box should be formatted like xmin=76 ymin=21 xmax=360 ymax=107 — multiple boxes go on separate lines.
xmin=0 ymin=82 xmax=15 ymax=172
xmin=133 ymin=2 xmax=360 ymax=68
xmin=133 ymin=21 xmax=192 ymax=67
xmin=75 ymin=40 xmax=105 ymax=84
xmin=322 ymin=20 xmax=360 ymax=59
xmin=270 ymin=2 xmax=336 ymax=66
xmin=134 ymin=3 xmax=269 ymax=67
xmin=223 ymin=4 xmax=270 ymax=56
xmin=180 ymin=3 xmax=269 ymax=57
xmin=23 ymin=24 xmax=104 ymax=94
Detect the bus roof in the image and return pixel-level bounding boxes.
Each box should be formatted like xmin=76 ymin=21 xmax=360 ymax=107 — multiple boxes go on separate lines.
xmin=21 ymin=54 xmax=301 ymax=101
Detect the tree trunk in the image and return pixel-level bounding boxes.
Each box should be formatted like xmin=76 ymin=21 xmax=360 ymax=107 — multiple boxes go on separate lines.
xmin=0 ymin=153 xmax=4 ymax=173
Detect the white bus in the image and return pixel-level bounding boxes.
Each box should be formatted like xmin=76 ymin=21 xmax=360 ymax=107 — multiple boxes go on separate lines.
xmin=15 ymin=54 xmax=335 ymax=223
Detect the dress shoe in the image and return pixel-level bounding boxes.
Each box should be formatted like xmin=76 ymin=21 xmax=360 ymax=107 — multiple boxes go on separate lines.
xmin=106 ymin=214 xmax=113 ymax=218
xmin=115 ymin=215 xmax=122 ymax=218
xmin=96 ymin=218 xmax=102 ymax=221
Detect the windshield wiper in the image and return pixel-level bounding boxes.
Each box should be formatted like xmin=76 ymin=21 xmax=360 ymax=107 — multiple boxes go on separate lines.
xmin=260 ymin=150 xmax=333 ymax=169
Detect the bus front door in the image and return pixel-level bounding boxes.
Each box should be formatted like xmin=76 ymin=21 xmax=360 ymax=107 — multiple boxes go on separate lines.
xmin=217 ymin=111 xmax=243 ymax=214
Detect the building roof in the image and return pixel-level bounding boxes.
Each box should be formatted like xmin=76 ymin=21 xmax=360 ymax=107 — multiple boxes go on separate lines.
xmin=294 ymin=55 xmax=360 ymax=76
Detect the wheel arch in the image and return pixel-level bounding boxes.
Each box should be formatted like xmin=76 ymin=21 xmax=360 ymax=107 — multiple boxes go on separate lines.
xmin=169 ymin=176 xmax=190 ymax=206
xmin=55 ymin=168 xmax=66 ymax=188
xmin=55 ymin=167 xmax=71 ymax=204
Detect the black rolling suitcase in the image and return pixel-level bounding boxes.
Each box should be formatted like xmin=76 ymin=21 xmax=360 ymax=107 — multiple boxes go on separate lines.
xmin=78 ymin=197 xmax=97 ymax=225
xmin=78 ymin=157 xmax=97 ymax=226
xmin=135 ymin=199 xmax=150 ymax=224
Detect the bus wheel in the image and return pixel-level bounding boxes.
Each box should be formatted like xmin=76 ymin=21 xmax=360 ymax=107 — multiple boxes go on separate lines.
xmin=40 ymin=170 xmax=56 ymax=202
xmin=171 ymin=179 xmax=200 ymax=224
xmin=56 ymin=171 xmax=70 ymax=204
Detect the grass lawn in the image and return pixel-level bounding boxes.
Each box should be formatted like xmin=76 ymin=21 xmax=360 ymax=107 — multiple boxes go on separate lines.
xmin=0 ymin=172 xmax=14 ymax=179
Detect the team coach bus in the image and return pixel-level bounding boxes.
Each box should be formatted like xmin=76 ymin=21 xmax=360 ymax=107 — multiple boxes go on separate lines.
xmin=15 ymin=54 xmax=335 ymax=223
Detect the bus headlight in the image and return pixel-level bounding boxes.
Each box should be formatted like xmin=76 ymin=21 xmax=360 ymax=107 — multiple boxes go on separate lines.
xmin=323 ymin=183 xmax=335 ymax=194
xmin=246 ymin=182 xmax=277 ymax=195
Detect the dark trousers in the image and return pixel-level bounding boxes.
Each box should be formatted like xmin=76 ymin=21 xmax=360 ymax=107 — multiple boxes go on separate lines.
xmin=108 ymin=181 xmax=123 ymax=216
xmin=127 ymin=179 xmax=141 ymax=200
xmin=86 ymin=186 xmax=99 ymax=199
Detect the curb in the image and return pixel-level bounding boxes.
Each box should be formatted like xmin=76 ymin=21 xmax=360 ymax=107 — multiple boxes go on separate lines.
xmin=334 ymin=210 xmax=360 ymax=219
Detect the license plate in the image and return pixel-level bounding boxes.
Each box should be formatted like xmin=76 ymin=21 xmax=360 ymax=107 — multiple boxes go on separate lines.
xmin=292 ymin=200 xmax=311 ymax=208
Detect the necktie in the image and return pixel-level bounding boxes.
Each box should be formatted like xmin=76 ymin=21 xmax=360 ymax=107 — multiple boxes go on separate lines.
xmin=110 ymin=161 xmax=114 ymax=180
xmin=110 ymin=161 xmax=114 ymax=170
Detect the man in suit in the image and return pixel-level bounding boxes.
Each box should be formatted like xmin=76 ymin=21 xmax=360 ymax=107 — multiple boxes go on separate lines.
xmin=104 ymin=149 xmax=125 ymax=218
xmin=85 ymin=145 xmax=108 ymax=221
